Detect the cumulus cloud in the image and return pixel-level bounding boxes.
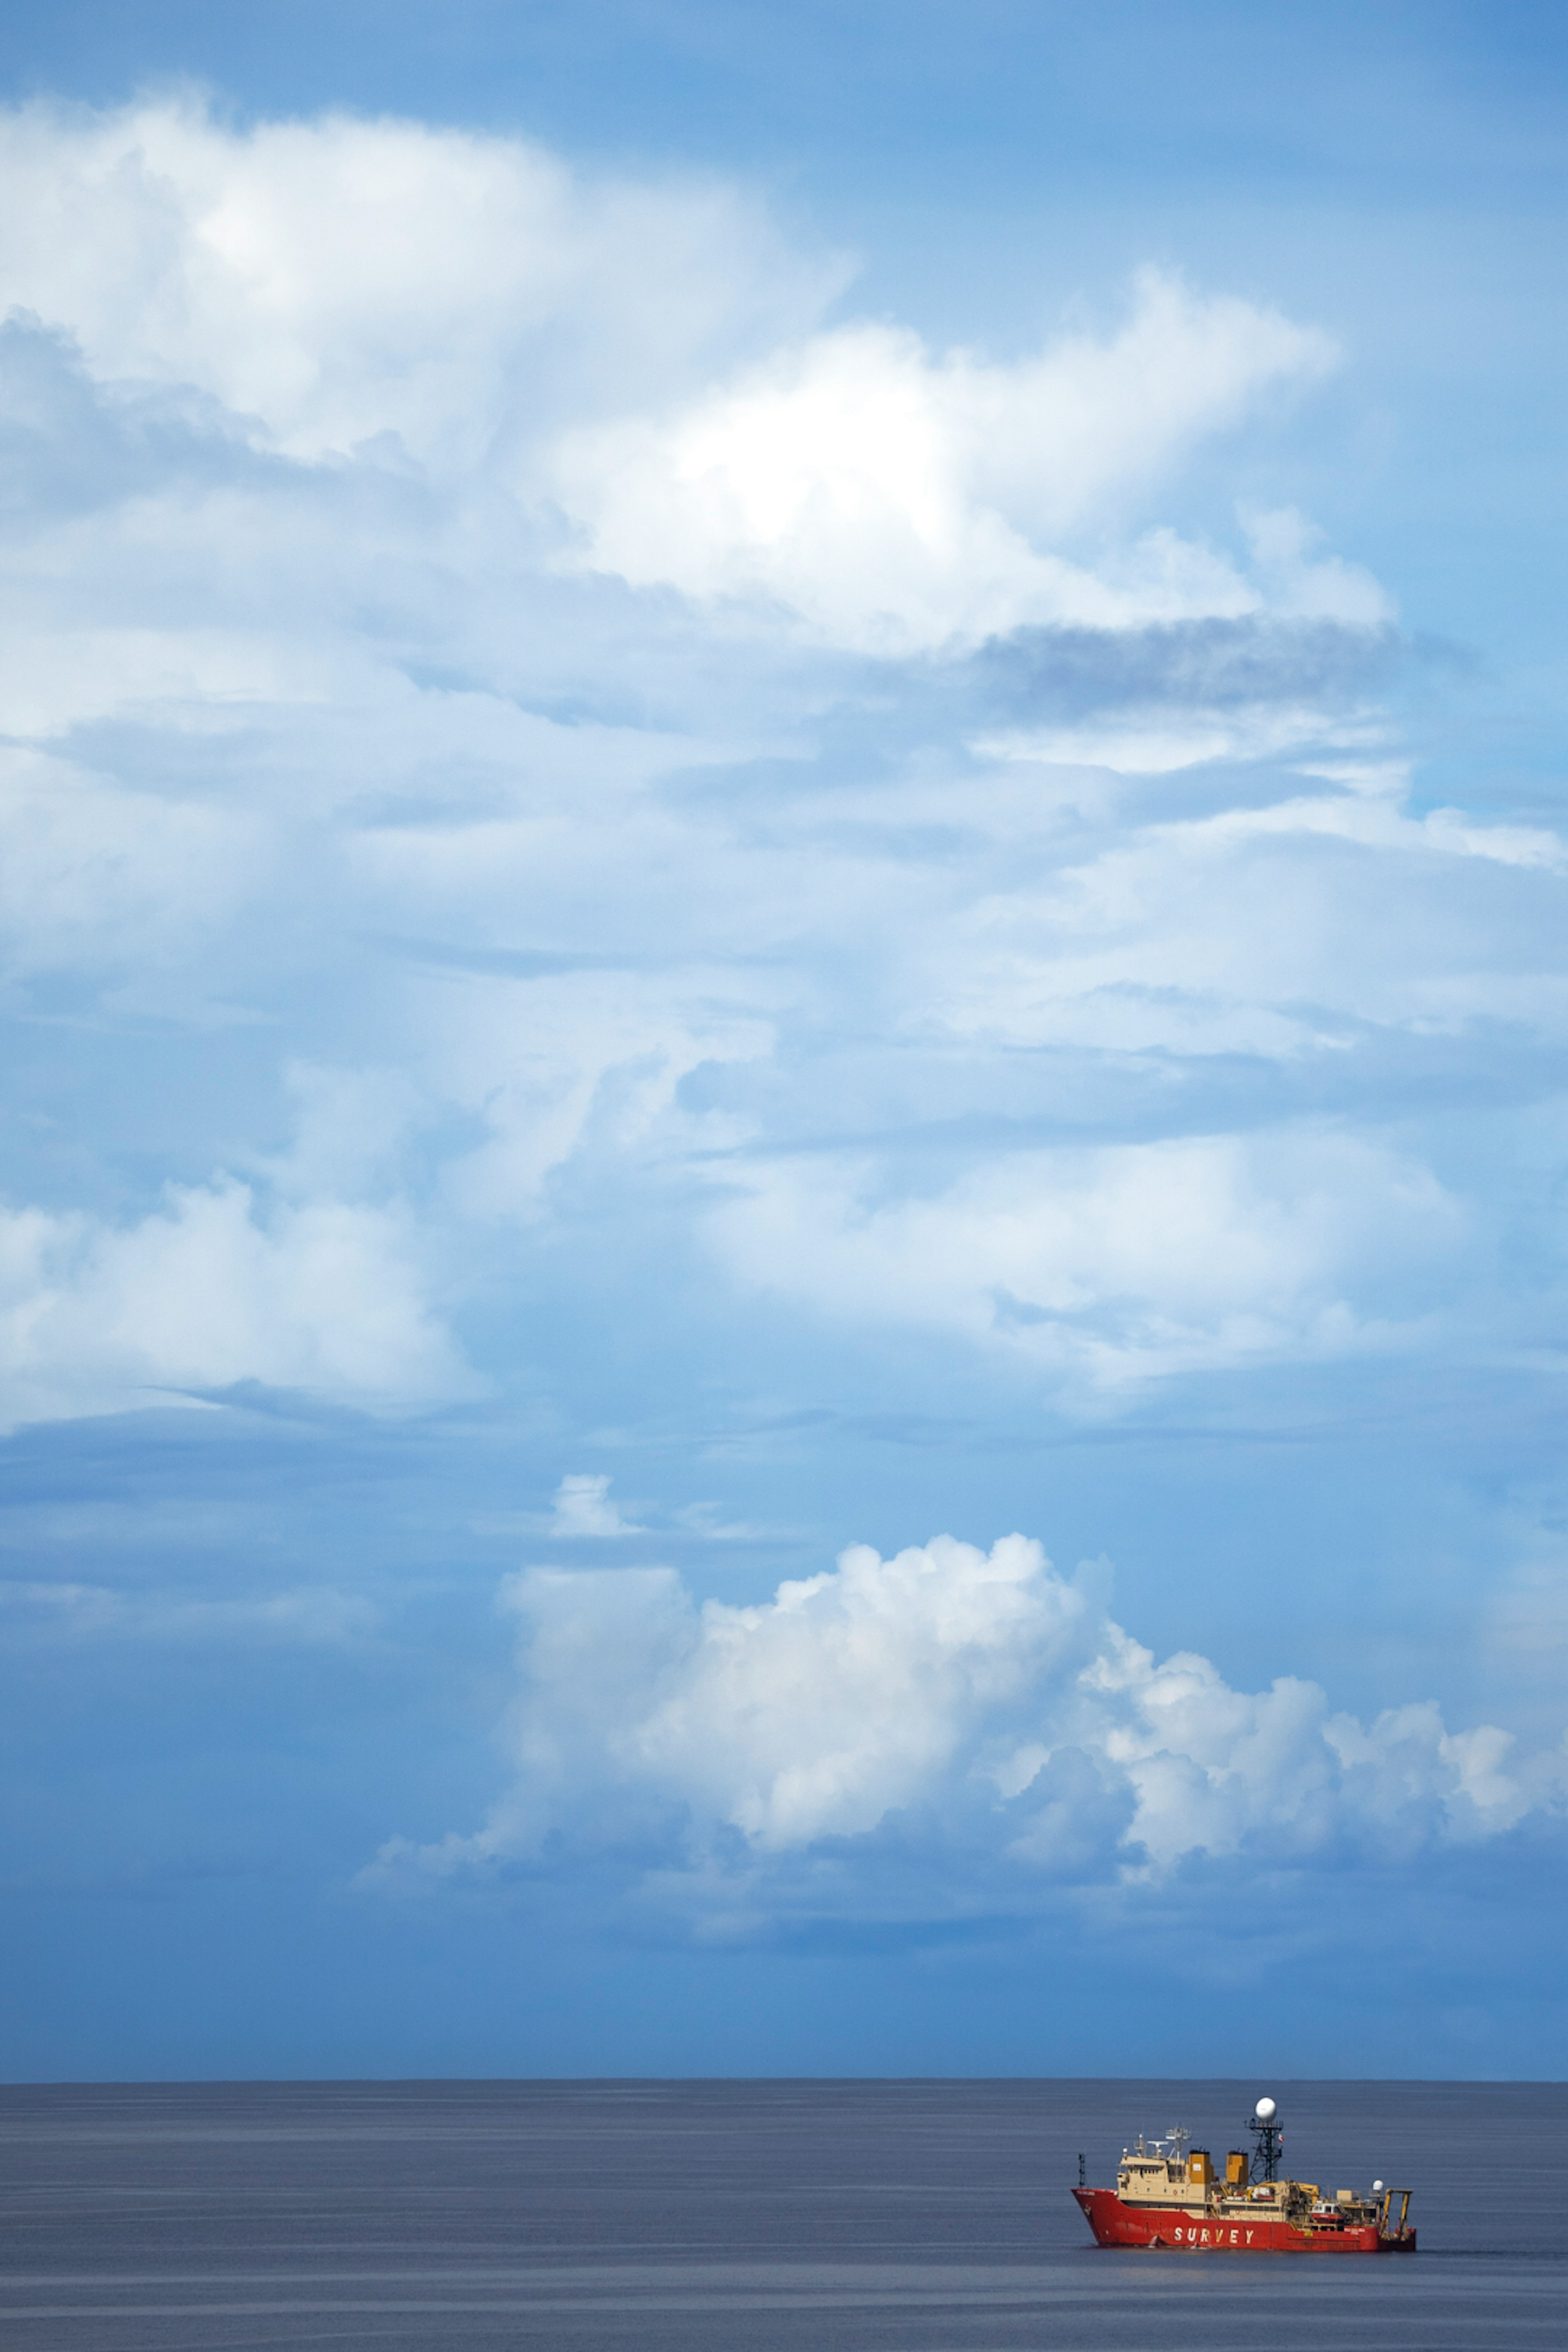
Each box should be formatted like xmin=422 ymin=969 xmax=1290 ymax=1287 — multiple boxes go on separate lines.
xmin=367 ymin=1534 xmax=1552 ymax=1923
xmin=549 ymin=274 xmax=1339 ymax=650
xmin=0 ymin=96 xmax=837 ymax=464
xmin=0 ymin=101 xmax=1349 ymax=656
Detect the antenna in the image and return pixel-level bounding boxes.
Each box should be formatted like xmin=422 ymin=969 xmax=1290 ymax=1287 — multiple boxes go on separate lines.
xmin=1078 ymin=2152 xmax=1087 ymax=2189
xmin=1248 ymin=2095 xmax=1283 ymax=2182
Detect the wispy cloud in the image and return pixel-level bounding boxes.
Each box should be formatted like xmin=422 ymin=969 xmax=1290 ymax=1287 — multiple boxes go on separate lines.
xmin=0 ymin=1577 xmax=379 ymax=1646
xmin=705 ymin=1126 xmax=1462 ymax=1390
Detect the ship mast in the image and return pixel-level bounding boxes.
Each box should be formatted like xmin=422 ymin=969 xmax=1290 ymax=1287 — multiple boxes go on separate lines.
xmin=1248 ymin=2096 xmax=1283 ymax=2181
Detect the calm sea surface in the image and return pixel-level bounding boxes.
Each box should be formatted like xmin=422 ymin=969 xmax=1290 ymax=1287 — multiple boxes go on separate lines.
xmin=1 ymin=2078 xmax=1563 ymax=2350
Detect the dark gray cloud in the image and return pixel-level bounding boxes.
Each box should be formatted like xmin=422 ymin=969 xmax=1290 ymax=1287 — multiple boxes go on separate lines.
xmin=967 ymin=614 xmax=1408 ymax=722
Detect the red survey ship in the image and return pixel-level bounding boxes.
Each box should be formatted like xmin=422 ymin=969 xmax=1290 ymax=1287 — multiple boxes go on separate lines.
xmin=1073 ymin=2098 xmax=1416 ymax=2253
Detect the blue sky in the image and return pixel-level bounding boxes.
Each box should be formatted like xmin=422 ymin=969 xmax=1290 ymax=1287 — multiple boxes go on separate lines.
xmin=4 ymin=1 xmax=1568 ymax=2079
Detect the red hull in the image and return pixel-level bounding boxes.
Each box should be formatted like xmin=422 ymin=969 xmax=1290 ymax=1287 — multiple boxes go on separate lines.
xmin=1074 ymin=2187 xmax=1416 ymax=2252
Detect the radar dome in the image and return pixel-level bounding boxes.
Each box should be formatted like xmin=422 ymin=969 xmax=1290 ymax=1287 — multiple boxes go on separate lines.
xmin=1254 ymin=2097 xmax=1277 ymax=2122
xmin=1373 ymin=2180 xmax=1385 ymax=2194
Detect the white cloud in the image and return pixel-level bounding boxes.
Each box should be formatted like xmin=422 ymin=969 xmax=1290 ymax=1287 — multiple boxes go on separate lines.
xmin=907 ymin=766 xmax=1568 ymax=1063
xmin=367 ymin=1532 xmax=1548 ymax=1913
xmin=973 ymin=699 xmax=1387 ymax=777
xmin=0 ymin=95 xmax=1564 ymax=1438
xmin=0 ymin=103 xmax=1345 ymax=665
xmin=0 ymin=96 xmax=837 ymax=463
xmin=550 ymin=1474 xmax=643 ymax=1536
xmin=262 ymin=1062 xmax=431 ymax=1202
xmin=549 ymin=273 xmax=1339 ymax=650
xmin=1242 ymin=506 xmax=1392 ymax=625
xmin=3 ymin=86 xmax=1567 ymax=2024
xmin=706 ymin=1127 xmax=1462 ymax=1388
xmin=0 ymin=1177 xmax=472 ymax=1428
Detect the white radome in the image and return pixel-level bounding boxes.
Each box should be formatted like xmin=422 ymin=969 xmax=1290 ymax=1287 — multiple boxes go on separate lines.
xmin=1373 ymin=2180 xmax=1385 ymax=2194
xmin=1254 ymin=2096 xmax=1277 ymax=2121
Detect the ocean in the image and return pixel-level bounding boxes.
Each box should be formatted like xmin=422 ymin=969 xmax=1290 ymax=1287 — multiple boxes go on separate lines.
xmin=1 ymin=2078 xmax=1562 ymax=2348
